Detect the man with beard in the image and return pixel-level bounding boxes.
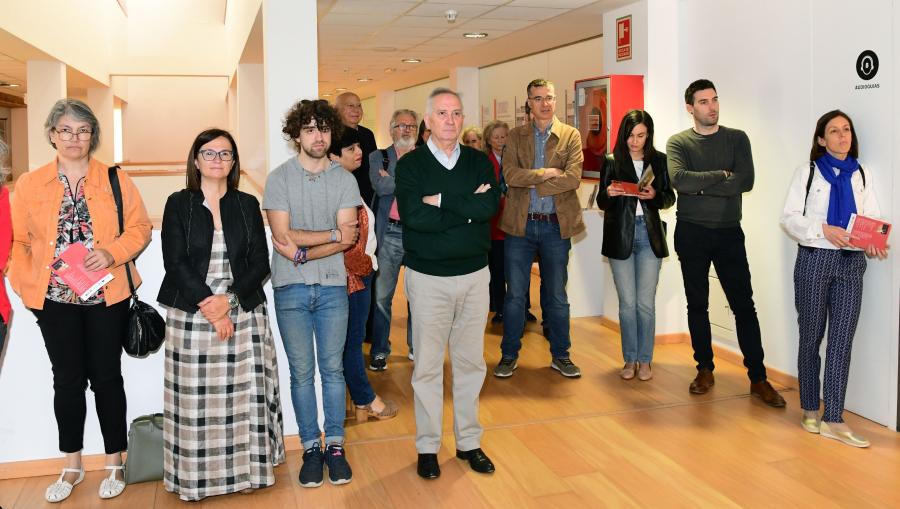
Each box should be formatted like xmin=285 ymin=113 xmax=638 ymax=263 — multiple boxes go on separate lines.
xmin=667 ymin=79 xmax=785 ymax=408
xmin=263 ymin=99 xmax=362 ymax=487
xmin=367 ymin=109 xmax=418 ymax=370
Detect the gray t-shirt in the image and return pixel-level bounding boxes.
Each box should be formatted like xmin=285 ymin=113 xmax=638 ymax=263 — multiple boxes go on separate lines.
xmin=262 ymin=156 xmax=362 ymax=287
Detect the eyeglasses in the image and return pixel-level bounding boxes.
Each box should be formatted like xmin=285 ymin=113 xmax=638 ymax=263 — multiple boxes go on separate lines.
xmin=198 ymin=149 xmax=235 ymax=161
xmin=392 ymin=123 xmax=418 ymax=131
xmin=53 ymin=128 xmax=93 ymax=141
xmin=528 ymin=95 xmax=556 ymax=103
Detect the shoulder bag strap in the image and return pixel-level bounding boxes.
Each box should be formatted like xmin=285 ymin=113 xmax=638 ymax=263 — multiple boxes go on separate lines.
xmin=107 ymin=166 xmax=136 ymax=296
xmin=803 ymin=161 xmax=815 ymax=216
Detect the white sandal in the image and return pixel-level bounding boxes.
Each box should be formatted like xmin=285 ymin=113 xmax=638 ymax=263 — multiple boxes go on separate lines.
xmin=99 ymin=465 xmax=126 ymax=499
xmin=45 ymin=467 xmax=84 ymax=503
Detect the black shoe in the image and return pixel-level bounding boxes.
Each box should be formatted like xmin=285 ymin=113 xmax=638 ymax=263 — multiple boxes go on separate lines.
xmin=368 ymin=353 xmax=387 ymax=372
xmin=526 ymin=312 xmax=538 ymax=323
xmin=417 ymin=453 xmax=440 ymax=479
xmin=491 ymin=312 xmax=503 ymax=324
xmin=456 ymin=448 xmax=495 ymax=474
xmin=324 ymin=444 xmax=352 ymax=485
xmin=299 ymin=443 xmax=325 ymax=488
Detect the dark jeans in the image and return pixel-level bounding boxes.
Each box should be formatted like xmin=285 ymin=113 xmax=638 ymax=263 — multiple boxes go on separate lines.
xmin=673 ymin=221 xmax=766 ymax=382
xmin=344 ymin=274 xmax=376 ymax=406
xmin=489 ymin=239 xmax=535 ymax=315
xmin=501 ymin=220 xmax=571 ymax=359
xmin=33 ymin=298 xmax=130 ymax=454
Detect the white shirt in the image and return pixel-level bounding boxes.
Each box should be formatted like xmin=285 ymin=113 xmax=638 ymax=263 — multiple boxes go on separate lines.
xmin=633 ymin=160 xmax=644 ymax=217
xmin=781 ymin=161 xmax=881 ymax=249
xmin=363 ymin=203 xmax=378 ymax=270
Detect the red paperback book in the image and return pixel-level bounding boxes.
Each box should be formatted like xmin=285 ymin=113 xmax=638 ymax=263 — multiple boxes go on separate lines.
xmin=50 ymin=242 xmax=114 ymax=300
xmin=846 ymin=214 xmax=891 ymax=250
xmin=611 ymin=167 xmax=655 ymax=197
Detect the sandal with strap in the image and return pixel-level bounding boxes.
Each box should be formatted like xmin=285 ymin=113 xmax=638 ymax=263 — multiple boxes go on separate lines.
xmin=355 ymin=398 xmax=400 ymax=422
xmin=45 ymin=467 xmax=85 ymax=503
xmin=99 ymin=465 xmax=126 ymax=499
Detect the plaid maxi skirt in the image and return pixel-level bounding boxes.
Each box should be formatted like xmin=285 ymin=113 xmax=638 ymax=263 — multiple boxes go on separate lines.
xmin=163 ymin=231 xmax=285 ymax=501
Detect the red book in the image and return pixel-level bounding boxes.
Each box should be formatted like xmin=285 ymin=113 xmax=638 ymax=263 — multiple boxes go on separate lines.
xmin=611 ymin=167 xmax=655 ymax=197
xmin=847 ymin=214 xmax=891 ymax=250
xmin=50 ymin=242 xmax=114 ymax=300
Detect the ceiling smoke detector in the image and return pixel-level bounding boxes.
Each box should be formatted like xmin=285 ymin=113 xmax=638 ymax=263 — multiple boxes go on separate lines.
xmin=445 ymin=9 xmax=458 ymax=23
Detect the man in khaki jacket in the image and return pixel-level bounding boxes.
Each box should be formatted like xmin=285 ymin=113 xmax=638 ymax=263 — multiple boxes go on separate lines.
xmin=494 ymin=78 xmax=585 ymax=379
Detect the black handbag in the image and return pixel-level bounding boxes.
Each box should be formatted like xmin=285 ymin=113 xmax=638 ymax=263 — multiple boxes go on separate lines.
xmin=108 ymin=166 xmax=165 ymax=358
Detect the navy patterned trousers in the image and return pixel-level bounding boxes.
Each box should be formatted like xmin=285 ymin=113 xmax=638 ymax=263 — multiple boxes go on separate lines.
xmin=794 ymin=246 xmax=866 ymax=423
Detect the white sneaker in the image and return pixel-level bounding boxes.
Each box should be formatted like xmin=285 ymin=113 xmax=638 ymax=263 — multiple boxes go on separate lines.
xmin=99 ymin=465 xmax=126 ymax=499
xmin=45 ymin=467 xmax=84 ymax=503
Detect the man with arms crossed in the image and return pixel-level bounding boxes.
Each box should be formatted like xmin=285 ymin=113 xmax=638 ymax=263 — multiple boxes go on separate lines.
xmin=494 ymin=78 xmax=585 ymax=379
xmin=395 ymin=88 xmax=499 ymax=479
xmin=263 ymin=99 xmax=362 ymax=488
xmin=667 ymin=79 xmax=785 ymax=407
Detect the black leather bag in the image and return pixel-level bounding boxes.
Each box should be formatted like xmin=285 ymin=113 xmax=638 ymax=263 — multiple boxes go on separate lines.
xmin=108 ymin=167 xmax=165 ymax=358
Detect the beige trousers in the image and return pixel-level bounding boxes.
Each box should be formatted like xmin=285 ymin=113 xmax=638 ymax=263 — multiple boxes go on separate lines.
xmin=404 ymin=266 xmax=490 ymax=453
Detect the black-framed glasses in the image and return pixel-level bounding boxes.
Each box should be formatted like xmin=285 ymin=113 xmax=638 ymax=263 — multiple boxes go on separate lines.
xmin=392 ymin=123 xmax=418 ymax=131
xmin=53 ymin=128 xmax=93 ymax=141
xmin=198 ymin=149 xmax=234 ymax=161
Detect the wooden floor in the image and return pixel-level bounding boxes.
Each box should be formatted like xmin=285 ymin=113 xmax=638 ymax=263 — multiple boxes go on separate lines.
xmin=2 ymin=276 xmax=899 ymax=508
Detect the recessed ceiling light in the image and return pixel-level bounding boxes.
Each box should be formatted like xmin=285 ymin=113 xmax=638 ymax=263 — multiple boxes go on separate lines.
xmin=463 ymin=32 xmax=488 ymax=39
xmin=401 ymin=58 xmax=421 ymax=63
xmin=357 ymin=77 xmax=372 ymax=83
xmin=384 ymin=68 xmax=396 ymax=73
xmin=321 ymin=93 xmax=333 ymax=97
xmin=0 ymin=82 xmax=19 ymax=88
xmin=335 ymin=87 xmax=348 ymax=92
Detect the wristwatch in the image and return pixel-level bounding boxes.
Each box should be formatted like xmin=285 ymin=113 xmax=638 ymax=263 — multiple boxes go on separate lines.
xmin=330 ymin=229 xmax=338 ymax=242
xmin=225 ymin=291 xmax=239 ymax=310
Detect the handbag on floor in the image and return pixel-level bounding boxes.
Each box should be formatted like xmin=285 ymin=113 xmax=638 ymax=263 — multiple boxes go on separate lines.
xmin=108 ymin=166 xmax=166 ymax=358
xmin=124 ymin=413 xmax=164 ymax=484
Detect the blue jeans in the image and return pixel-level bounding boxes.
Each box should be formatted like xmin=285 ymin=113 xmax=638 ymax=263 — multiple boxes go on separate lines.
xmin=501 ymin=220 xmax=571 ymax=359
xmin=608 ymin=216 xmax=662 ymax=364
xmin=274 ymin=283 xmax=348 ymax=449
xmin=344 ymin=274 xmax=376 ymax=406
xmin=371 ymin=222 xmax=412 ymax=357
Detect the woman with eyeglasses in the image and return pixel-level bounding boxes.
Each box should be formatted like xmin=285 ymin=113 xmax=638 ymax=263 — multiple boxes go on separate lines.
xmin=0 ymin=139 xmax=11 ymax=356
xmin=8 ymin=99 xmax=152 ymax=502
xmin=461 ymin=126 xmax=484 ymax=150
xmin=157 ymin=128 xmax=285 ymax=500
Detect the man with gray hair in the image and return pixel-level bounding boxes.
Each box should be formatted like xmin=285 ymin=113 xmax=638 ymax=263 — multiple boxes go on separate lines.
xmin=395 ymin=88 xmax=499 ymax=479
xmin=336 ymin=92 xmax=377 ymax=207
xmin=367 ymin=108 xmax=418 ymax=371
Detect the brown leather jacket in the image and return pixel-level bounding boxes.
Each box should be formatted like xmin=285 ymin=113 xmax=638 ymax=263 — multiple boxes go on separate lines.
xmin=499 ymin=117 xmax=585 ymax=239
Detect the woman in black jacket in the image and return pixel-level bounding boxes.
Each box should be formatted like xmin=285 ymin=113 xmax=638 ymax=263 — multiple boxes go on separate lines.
xmin=596 ymin=110 xmax=675 ymax=382
xmin=157 ymin=129 xmax=284 ymax=501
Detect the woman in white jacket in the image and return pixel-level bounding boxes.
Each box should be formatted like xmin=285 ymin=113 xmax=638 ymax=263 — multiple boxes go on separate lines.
xmin=780 ymin=110 xmax=888 ymax=448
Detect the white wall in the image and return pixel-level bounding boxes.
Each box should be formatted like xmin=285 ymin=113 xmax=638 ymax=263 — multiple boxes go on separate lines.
xmin=121 ymin=76 xmax=229 ymax=163
xmin=480 ymin=37 xmax=603 ymax=128
xmin=604 ymin=0 xmax=898 ymax=427
xmin=9 ymin=108 xmax=28 ymax=179
xmin=395 ymin=78 xmax=451 ymax=118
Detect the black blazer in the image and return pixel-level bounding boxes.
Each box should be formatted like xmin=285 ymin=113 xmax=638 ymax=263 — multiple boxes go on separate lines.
xmin=596 ymin=152 xmax=676 ymax=260
xmin=157 ymin=189 xmax=269 ymax=312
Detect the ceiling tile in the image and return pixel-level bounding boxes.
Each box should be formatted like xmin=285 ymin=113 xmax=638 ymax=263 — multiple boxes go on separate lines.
xmin=408 ymin=2 xmax=498 ymax=18
xmin=320 ymin=12 xmax=399 ymax=26
xmin=330 ymin=0 xmax=420 ymax=15
xmin=454 ymin=17 xmax=536 ymax=31
xmin=481 ymin=6 xmax=568 ymax=20
xmin=507 ymin=0 xmax=595 ymax=7
xmin=438 ymin=28 xmax=512 ymax=39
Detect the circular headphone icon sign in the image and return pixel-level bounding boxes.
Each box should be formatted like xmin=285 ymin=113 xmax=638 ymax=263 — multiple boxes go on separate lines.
xmin=856 ymin=50 xmax=879 ymax=80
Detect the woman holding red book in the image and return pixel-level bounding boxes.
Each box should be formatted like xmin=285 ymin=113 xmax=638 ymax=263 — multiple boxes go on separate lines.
xmin=781 ymin=110 xmax=888 ymax=448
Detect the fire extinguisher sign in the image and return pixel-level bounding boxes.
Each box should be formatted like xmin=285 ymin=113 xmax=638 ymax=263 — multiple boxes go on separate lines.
xmin=616 ymin=15 xmax=632 ymax=61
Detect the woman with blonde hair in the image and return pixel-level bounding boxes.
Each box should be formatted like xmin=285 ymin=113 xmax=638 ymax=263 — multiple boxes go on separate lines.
xmin=461 ymin=125 xmax=483 ymax=150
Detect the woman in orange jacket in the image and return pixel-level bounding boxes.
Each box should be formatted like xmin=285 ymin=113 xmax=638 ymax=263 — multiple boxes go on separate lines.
xmin=8 ymin=99 xmax=151 ymax=503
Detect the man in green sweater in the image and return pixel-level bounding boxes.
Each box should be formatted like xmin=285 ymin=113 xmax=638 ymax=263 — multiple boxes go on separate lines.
xmin=667 ymin=79 xmax=785 ymax=408
xmin=395 ymin=88 xmax=500 ymax=480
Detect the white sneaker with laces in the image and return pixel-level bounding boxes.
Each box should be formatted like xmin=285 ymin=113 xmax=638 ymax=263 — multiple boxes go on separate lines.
xmin=99 ymin=465 xmax=126 ymax=499
xmin=45 ymin=467 xmax=84 ymax=503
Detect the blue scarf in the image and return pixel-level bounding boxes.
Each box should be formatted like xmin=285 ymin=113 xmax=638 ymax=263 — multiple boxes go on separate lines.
xmin=814 ymin=153 xmax=858 ymax=229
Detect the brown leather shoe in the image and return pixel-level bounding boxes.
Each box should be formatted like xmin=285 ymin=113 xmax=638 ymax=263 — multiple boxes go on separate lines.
xmin=750 ymin=380 xmax=786 ymax=408
xmin=689 ymin=369 xmax=715 ymax=394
